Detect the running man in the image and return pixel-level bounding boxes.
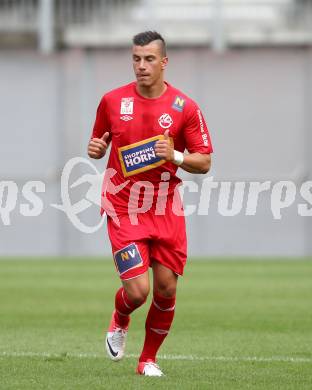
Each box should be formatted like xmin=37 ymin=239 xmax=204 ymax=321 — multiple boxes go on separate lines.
xmin=88 ymin=31 xmax=213 ymax=376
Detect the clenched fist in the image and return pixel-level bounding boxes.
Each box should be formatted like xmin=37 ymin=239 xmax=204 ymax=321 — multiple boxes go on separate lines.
xmin=155 ymin=130 xmax=174 ymax=162
xmin=88 ymin=132 xmax=110 ymax=159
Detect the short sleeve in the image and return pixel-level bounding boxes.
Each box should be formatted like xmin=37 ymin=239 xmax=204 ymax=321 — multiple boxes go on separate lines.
xmin=91 ymin=96 xmax=111 ymax=139
xmin=183 ymin=104 xmax=213 ymax=154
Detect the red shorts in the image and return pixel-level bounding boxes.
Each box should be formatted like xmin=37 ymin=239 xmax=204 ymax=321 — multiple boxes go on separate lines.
xmin=107 ymin=199 xmax=187 ymax=280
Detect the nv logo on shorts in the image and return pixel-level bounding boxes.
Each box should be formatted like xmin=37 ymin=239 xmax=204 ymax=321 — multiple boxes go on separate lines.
xmin=118 ymin=135 xmax=173 ymax=177
xmin=172 ymin=96 xmax=185 ymax=112
xmin=114 ymin=243 xmax=143 ymax=276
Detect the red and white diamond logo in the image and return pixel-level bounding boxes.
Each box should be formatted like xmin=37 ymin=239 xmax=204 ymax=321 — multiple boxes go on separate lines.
xmin=120 ymin=115 xmax=133 ymax=121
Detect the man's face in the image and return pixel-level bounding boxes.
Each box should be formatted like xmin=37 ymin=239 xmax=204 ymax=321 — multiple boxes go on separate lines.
xmin=132 ymin=41 xmax=168 ymax=88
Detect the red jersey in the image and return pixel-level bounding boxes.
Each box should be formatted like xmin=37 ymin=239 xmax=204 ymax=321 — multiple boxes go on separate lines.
xmin=92 ymin=82 xmax=213 ymax=216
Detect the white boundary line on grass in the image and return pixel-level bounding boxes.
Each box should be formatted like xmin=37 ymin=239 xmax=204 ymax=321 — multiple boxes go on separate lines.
xmin=0 ymin=351 xmax=311 ymax=364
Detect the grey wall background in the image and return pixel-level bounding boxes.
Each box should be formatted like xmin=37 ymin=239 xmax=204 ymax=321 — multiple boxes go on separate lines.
xmin=0 ymin=47 xmax=311 ymax=257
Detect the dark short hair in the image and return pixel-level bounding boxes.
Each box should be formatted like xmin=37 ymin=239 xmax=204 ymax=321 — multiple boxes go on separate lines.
xmin=132 ymin=31 xmax=167 ymax=57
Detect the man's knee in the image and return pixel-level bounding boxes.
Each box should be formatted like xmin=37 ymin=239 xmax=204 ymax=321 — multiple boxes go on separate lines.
xmin=152 ymin=262 xmax=178 ymax=298
xmin=124 ymin=285 xmax=149 ymax=306
xmin=154 ymin=283 xmax=176 ymax=298
xmin=122 ymin=271 xmax=150 ymax=306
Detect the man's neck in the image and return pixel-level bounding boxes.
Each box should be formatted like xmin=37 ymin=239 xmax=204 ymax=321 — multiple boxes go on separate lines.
xmin=136 ymin=81 xmax=167 ymax=99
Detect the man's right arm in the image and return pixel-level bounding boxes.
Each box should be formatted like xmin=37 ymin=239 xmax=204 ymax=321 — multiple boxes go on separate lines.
xmin=88 ymin=132 xmax=110 ymax=159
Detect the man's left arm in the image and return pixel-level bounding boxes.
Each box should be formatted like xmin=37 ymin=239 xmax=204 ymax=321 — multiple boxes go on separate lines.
xmin=155 ymin=105 xmax=213 ymax=174
xmin=155 ymin=135 xmax=211 ymax=174
xmin=179 ymin=152 xmax=211 ymax=174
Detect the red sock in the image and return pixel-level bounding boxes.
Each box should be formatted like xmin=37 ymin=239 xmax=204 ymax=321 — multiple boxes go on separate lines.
xmin=139 ymin=292 xmax=176 ymax=363
xmin=114 ymin=287 xmax=145 ymax=328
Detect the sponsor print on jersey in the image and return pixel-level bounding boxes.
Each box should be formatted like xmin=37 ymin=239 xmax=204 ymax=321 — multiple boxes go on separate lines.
xmin=118 ymin=135 xmax=173 ymax=177
xmin=197 ymin=109 xmax=209 ymax=147
xmin=120 ymin=97 xmax=134 ymax=115
xmin=113 ymin=243 xmax=143 ymax=275
xmin=158 ymin=113 xmax=173 ymax=129
xmin=172 ymin=96 xmax=185 ymax=112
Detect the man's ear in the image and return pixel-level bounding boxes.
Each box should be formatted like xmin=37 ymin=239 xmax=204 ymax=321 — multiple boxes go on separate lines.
xmin=161 ymin=57 xmax=168 ymax=70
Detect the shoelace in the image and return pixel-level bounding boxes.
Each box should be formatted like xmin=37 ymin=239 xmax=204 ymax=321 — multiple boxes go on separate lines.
xmin=111 ymin=328 xmax=127 ymax=350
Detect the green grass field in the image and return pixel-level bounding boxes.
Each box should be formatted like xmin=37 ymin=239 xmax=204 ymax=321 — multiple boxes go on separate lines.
xmin=0 ymin=258 xmax=311 ymax=389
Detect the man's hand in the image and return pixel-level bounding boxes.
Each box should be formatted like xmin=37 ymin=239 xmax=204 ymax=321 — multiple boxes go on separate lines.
xmin=88 ymin=132 xmax=110 ymax=159
xmin=155 ymin=130 xmax=174 ymax=162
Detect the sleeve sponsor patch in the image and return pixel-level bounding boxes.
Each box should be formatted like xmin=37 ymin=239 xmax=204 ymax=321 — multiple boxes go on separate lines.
xmin=113 ymin=243 xmax=143 ymax=275
xmin=172 ymin=96 xmax=185 ymax=112
xmin=118 ymin=135 xmax=173 ymax=177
